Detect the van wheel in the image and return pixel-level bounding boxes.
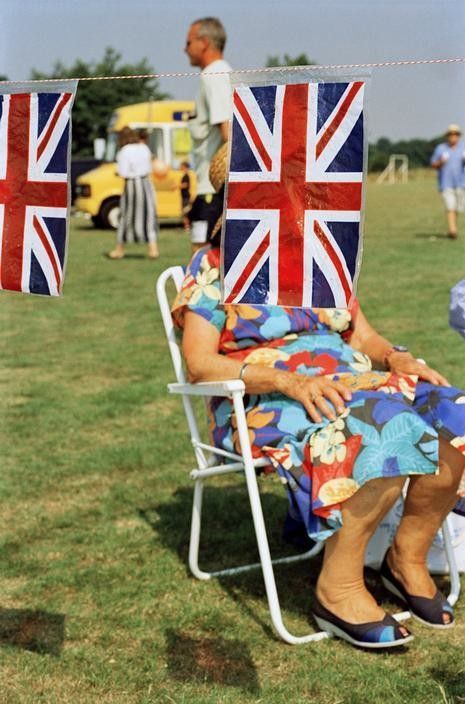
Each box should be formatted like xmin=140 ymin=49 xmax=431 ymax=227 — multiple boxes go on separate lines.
xmin=99 ymin=198 xmax=120 ymax=229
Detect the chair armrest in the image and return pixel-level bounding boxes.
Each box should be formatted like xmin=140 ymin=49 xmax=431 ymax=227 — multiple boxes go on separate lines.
xmin=168 ymin=379 xmax=245 ymax=397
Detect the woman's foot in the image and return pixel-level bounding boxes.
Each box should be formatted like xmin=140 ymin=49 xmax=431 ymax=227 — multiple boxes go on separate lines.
xmin=381 ymin=548 xmax=454 ymax=628
xmin=316 ymin=577 xmax=386 ymax=625
xmin=312 ymin=595 xmax=413 ymax=649
xmin=147 ymin=243 xmax=159 ymax=259
xmin=107 ymin=245 xmax=125 ymax=259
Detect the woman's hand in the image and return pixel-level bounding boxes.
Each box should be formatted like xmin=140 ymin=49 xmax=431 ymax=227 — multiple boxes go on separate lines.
xmin=387 ymin=353 xmax=451 ymax=387
xmin=277 ymin=373 xmax=353 ymax=423
xmin=182 ymin=313 xmax=353 ymax=417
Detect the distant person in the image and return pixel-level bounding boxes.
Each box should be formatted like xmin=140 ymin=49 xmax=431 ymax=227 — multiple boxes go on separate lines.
xmin=138 ymin=128 xmax=150 ymax=145
xmin=450 ymin=278 xmax=465 ymax=339
xmin=108 ymin=127 xmax=159 ymax=260
xmin=430 ymin=124 xmax=465 ymax=240
xmin=184 ymin=16 xmax=231 ymax=252
xmin=180 ymin=161 xmax=192 ymax=231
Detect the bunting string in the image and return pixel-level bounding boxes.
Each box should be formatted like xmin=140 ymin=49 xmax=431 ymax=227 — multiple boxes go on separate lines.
xmin=1 ymin=56 xmax=464 ymax=85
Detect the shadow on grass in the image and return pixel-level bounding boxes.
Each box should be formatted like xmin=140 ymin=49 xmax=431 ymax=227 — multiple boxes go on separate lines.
xmin=165 ymin=628 xmax=260 ymax=694
xmin=413 ymin=232 xmax=454 ymax=240
xmin=0 ymin=608 xmax=65 ymax=656
xmin=69 ymin=219 xmax=95 ymax=232
xmin=140 ymin=487 xmax=456 ymax=645
xmin=429 ymin=663 xmax=465 ymax=701
xmin=102 ymin=252 xmax=148 ymax=260
xmin=139 ymin=484 xmax=323 ymax=632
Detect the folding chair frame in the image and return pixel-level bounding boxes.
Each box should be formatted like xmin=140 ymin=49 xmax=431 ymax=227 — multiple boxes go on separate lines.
xmin=156 ymin=265 xmax=461 ymax=645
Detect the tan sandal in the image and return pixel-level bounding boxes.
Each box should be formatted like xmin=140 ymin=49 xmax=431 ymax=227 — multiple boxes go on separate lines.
xmin=106 ymin=250 xmax=125 ymax=259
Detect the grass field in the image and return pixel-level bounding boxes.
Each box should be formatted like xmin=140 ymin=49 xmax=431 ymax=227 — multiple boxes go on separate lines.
xmin=1 ymin=171 xmax=464 ymax=704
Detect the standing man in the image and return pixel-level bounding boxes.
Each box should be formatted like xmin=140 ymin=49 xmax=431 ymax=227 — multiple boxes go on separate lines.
xmin=431 ymin=124 xmax=465 ymax=239
xmin=184 ymin=17 xmax=231 ymax=252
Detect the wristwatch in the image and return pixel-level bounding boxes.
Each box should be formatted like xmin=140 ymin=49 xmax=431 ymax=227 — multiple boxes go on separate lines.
xmin=383 ymin=345 xmax=409 ymax=368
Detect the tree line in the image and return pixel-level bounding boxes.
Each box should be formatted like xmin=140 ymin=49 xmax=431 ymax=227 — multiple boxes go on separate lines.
xmin=30 ymin=47 xmax=167 ymax=156
xmin=368 ymin=136 xmax=441 ymax=172
xmin=4 ymin=48 xmax=443 ymax=166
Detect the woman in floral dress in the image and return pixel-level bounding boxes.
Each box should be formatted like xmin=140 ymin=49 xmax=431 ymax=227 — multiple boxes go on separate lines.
xmin=171 ymin=145 xmax=465 ymax=648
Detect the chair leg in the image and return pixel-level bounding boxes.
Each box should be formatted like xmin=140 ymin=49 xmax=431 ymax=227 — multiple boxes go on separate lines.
xmin=188 ymin=478 xmax=213 ymax=581
xmin=443 ymin=516 xmax=461 ymax=606
xmin=231 ymin=391 xmax=328 ymax=644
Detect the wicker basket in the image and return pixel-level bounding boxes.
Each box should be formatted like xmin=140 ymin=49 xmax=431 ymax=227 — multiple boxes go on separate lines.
xmin=209 ymin=142 xmax=228 ymax=193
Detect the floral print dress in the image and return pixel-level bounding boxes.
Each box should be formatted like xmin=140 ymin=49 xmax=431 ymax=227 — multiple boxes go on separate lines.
xmin=172 ymin=247 xmax=465 ymax=540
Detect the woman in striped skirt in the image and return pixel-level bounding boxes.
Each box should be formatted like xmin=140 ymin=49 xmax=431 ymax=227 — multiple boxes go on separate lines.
xmin=108 ymin=128 xmax=159 ymax=259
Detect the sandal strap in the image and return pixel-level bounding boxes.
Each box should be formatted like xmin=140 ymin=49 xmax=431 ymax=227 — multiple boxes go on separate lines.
xmin=312 ymin=596 xmax=411 ymax=644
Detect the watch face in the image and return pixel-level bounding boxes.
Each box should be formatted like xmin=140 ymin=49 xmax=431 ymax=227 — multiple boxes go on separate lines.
xmin=393 ymin=345 xmax=409 ymax=353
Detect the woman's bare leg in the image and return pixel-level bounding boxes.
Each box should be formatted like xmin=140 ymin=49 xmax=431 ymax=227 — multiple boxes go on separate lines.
xmin=387 ymin=438 xmax=465 ymax=620
xmin=148 ymin=242 xmax=159 ymax=258
xmin=447 ymin=210 xmax=458 ymax=238
xmin=316 ymin=475 xmax=406 ymax=624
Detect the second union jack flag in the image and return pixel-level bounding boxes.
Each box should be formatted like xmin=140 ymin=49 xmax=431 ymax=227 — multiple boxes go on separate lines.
xmin=0 ymin=85 xmax=76 ymax=296
xmin=221 ymin=80 xmax=366 ymax=308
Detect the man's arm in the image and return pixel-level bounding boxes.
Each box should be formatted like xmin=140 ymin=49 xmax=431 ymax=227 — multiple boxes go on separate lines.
xmin=204 ymin=72 xmax=231 ymax=143
xmin=431 ymin=156 xmax=445 ymax=169
xmin=431 ymin=145 xmax=446 ymax=169
xmin=219 ymin=121 xmax=229 ymax=142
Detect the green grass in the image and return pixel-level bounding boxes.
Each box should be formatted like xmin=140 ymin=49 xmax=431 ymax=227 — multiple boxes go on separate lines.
xmin=0 ymin=172 xmax=464 ymax=704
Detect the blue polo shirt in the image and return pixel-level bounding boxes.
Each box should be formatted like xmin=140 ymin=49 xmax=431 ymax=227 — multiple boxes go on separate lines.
xmin=430 ymin=140 xmax=465 ymax=191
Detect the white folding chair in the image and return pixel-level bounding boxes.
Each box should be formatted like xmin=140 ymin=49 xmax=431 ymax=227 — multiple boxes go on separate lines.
xmin=156 ymin=265 xmax=461 ymax=644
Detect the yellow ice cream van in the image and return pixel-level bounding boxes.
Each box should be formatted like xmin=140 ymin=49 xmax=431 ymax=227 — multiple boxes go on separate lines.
xmin=74 ymin=100 xmax=196 ymax=228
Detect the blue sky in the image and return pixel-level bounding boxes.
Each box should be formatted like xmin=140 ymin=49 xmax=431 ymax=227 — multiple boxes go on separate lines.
xmin=2 ymin=0 xmax=464 ymax=140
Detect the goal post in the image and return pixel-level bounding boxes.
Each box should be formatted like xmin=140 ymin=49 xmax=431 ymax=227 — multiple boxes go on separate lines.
xmin=375 ymin=154 xmax=409 ymax=184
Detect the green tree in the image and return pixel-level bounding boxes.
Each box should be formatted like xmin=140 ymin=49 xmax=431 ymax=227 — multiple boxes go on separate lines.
xmin=31 ymin=47 xmax=169 ymax=155
xmin=266 ymin=53 xmax=316 ymax=67
xmin=368 ymin=135 xmax=443 ymax=172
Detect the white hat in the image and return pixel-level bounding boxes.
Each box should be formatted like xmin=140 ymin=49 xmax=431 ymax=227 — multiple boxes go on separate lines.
xmin=446 ymin=123 xmax=462 ymax=135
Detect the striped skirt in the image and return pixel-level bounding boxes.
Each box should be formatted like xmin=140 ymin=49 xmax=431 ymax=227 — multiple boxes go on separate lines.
xmin=117 ymin=176 xmax=158 ymax=244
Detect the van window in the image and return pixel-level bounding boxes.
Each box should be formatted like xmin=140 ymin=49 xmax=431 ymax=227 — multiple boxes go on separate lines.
xmin=171 ymin=126 xmax=193 ymax=169
xmin=105 ymin=133 xmax=118 ymax=162
xmin=148 ymin=129 xmax=165 ymax=161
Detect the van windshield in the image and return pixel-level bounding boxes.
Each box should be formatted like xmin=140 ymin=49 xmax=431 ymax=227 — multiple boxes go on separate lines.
xmin=171 ymin=126 xmax=193 ymax=169
xmin=148 ymin=129 xmax=165 ymax=161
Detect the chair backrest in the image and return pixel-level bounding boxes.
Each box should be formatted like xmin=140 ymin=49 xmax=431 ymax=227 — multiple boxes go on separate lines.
xmin=156 ymin=266 xmax=204 ymax=452
xmin=156 ymin=266 xmax=186 ymax=385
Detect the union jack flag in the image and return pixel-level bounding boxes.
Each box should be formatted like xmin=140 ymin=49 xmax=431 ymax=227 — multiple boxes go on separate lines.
xmin=222 ymin=81 xmax=366 ymax=307
xmin=0 ymin=88 xmax=75 ymax=296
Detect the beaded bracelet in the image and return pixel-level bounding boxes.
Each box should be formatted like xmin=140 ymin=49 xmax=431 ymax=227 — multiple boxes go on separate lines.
xmin=239 ymin=363 xmax=249 ymax=381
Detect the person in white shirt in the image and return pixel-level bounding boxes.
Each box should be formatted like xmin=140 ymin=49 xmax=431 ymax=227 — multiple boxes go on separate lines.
xmin=108 ymin=128 xmax=159 ymax=259
xmin=184 ymin=17 xmax=231 ymax=252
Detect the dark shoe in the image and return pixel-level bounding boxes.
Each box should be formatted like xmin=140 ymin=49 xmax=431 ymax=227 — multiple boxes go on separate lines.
xmin=312 ymin=595 xmax=413 ymax=649
xmin=282 ymin=512 xmax=315 ymax=551
xmin=380 ymin=551 xmax=454 ymax=629
xmin=447 ymin=232 xmax=458 ymax=240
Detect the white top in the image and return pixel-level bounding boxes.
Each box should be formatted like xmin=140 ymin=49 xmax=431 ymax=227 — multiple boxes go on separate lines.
xmin=117 ymin=143 xmax=152 ymax=179
xmin=189 ymin=58 xmax=232 ymax=195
